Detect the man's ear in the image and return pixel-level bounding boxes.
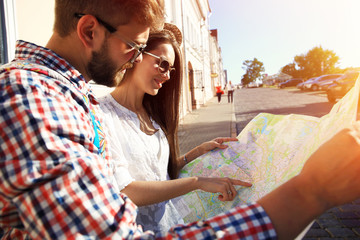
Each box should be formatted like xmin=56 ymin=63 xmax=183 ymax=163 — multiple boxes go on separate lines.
xmin=76 ymin=15 xmax=104 ymax=49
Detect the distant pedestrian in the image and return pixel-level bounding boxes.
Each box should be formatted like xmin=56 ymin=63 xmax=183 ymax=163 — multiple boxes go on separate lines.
xmin=215 ymin=83 xmax=223 ymax=103
xmin=226 ymin=81 xmax=235 ymax=103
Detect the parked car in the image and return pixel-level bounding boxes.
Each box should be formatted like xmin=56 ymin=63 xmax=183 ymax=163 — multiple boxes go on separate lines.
xmin=248 ymin=81 xmax=259 ymax=88
xmin=318 ymin=75 xmax=343 ymax=91
xmin=297 ymin=77 xmax=316 ymax=90
xmin=326 ymin=71 xmax=360 ymax=103
xmin=278 ymin=78 xmax=304 ymax=88
xmin=304 ymin=74 xmax=343 ymax=91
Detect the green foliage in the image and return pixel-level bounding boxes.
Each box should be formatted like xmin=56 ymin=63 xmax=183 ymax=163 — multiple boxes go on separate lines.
xmin=281 ymin=46 xmax=340 ymax=79
xmin=241 ymin=58 xmax=265 ymax=85
xmin=281 ymin=63 xmax=300 ymax=78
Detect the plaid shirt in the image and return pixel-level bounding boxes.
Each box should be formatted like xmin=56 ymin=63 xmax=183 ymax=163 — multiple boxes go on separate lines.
xmin=0 ymin=41 xmax=276 ymax=239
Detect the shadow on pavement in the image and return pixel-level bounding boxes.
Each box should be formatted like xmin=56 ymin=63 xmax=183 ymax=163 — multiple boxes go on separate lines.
xmin=236 ymin=102 xmax=334 ymax=135
xmin=236 ymin=102 xmax=333 ymax=118
xmin=178 ymin=120 xmax=230 ymax=155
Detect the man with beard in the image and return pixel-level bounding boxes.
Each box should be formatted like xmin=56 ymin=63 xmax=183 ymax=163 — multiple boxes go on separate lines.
xmin=3 ymin=1 xmax=360 ymax=239
xmin=0 ymin=0 xmax=164 ymax=239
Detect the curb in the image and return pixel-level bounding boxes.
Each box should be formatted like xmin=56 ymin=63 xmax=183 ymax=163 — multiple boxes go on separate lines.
xmin=230 ymin=102 xmax=237 ymax=138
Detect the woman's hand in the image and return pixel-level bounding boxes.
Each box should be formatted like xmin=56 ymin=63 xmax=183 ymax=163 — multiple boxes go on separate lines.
xmin=197 ymin=137 xmax=238 ymax=156
xmin=178 ymin=137 xmax=239 ymax=175
xmin=195 ymin=176 xmax=252 ymax=201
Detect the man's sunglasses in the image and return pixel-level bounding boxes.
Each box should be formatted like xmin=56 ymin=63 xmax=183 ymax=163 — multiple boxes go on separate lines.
xmin=144 ymin=51 xmax=175 ymax=75
xmin=74 ymin=13 xmax=146 ymax=63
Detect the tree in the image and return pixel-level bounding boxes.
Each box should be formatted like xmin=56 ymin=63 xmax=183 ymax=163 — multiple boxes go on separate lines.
xmin=281 ymin=46 xmax=340 ymax=79
xmin=241 ymin=74 xmax=251 ymax=86
xmin=241 ymin=58 xmax=265 ymax=85
xmin=281 ymin=63 xmax=297 ymax=78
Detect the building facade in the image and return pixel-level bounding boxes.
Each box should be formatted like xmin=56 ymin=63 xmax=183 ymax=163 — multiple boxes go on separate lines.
xmin=164 ymin=0 xmax=225 ymax=117
xmin=1 ymin=0 xmax=225 ymax=119
xmin=209 ymin=29 xmax=226 ymax=93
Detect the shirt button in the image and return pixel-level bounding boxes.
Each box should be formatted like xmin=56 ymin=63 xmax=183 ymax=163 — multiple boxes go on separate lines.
xmin=197 ymin=220 xmax=205 ymax=227
xmin=215 ymin=230 xmax=226 ymax=238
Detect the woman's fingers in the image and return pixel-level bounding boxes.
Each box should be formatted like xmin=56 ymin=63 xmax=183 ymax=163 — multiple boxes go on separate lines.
xmin=215 ymin=137 xmax=238 ymax=143
xmin=230 ymin=178 xmax=252 ymax=187
xmin=200 ymin=137 xmax=239 ymax=153
xmin=218 ymin=189 xmax=234 ymax=201
xmin=213 ymin=137 xmax=238 ymax=144
xmin=198 ymin=177 xmax=252 ymax=201
xmin=211 ymin=137 xmax=239 ymax=149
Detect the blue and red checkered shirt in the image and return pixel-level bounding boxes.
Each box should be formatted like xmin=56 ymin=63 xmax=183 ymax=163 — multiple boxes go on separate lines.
xmin=0 ymin=40 xmax=276 ymax=239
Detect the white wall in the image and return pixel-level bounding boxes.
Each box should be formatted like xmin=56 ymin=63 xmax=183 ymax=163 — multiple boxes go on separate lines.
xmin=3 ymin=0 xmax=17 ymax=61
xmin=15 ymin=0 xmax=54 ymax=46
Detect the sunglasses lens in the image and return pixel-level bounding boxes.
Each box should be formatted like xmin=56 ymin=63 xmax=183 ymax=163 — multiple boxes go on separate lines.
xmin=159 ymin=60 xmax=170 ymax=73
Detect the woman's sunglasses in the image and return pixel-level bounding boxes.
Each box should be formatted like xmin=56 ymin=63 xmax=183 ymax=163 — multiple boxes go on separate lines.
xmin=144 ymin=51 xmax=175 ymax=75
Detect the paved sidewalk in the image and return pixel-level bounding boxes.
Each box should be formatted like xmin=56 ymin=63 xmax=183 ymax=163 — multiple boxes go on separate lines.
xmin=178 ymin=95 xmax=236 ymax=155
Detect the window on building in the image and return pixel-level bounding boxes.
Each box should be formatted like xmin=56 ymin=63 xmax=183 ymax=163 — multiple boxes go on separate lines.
xmin=194 ymin=70 xmax=203 ymax=89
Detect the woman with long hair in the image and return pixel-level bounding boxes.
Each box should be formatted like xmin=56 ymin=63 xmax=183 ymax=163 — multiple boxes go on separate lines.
xmin=99 ymin=23 xmax=251 ymax=232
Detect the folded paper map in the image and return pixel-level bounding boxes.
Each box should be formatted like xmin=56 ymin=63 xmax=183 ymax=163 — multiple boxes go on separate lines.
xmin=177 ymin=77 xmax=359 ymax=223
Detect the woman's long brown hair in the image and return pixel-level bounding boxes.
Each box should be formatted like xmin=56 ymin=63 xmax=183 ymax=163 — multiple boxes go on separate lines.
xmin=142 ymin=31 xmax=183 ymax=179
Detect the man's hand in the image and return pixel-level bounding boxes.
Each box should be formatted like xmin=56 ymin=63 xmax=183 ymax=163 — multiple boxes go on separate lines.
xmin=258 ymin=122 xmax=360 ymax=239
xmin=298 ymin=123 xmax=360 ymax=209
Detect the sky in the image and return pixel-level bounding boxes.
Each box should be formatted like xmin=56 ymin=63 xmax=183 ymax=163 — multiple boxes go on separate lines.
xmin=208 ymin=0 xmax=360 ymax=84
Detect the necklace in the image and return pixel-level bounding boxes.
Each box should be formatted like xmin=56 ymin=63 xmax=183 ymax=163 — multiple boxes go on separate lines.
xmin=110 ymin=91 xmax=158 ymax=135
xmin=136 ymin=110 xmax=159 ymax=136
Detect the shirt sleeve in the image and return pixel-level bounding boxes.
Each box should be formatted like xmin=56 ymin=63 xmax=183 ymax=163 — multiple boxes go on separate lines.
xmin=100 ymin=100 xmax=136 ymax=191
xmin=155 ymin=202 xmax=277 ymax=239
xmin=0 ymin=72 xmax=145 ymax=239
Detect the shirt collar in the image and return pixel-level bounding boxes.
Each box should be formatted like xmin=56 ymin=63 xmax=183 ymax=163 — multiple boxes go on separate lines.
xmin=15 ymin=40 xmax=98 ymax=102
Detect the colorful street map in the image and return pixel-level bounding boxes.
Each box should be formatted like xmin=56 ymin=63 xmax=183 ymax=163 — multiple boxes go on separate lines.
xmin=177 ymin=78 xmax=360 ymax=224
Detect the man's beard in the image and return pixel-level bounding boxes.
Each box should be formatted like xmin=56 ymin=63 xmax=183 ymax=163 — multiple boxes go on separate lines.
xmin=87 ymin=40 xmax=129 ymax=87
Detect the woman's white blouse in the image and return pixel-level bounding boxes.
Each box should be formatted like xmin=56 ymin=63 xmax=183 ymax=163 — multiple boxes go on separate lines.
xmin=99 ymin=94 xmax=183 ymax=232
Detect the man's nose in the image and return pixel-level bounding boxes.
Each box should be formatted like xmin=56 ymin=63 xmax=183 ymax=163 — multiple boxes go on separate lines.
xmin=133 ymin=52 xmax=143 ymax=63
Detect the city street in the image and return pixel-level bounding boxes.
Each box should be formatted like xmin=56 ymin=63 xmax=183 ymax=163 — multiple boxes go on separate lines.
xmin=233 ymin=87 xmax=333 ymax=135
xmin=233 ymin=87 xmax=360 ymax=239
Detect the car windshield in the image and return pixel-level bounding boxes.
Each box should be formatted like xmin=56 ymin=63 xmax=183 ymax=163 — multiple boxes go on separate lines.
xmin=319 ymin=75 xmax=342 ymax=81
